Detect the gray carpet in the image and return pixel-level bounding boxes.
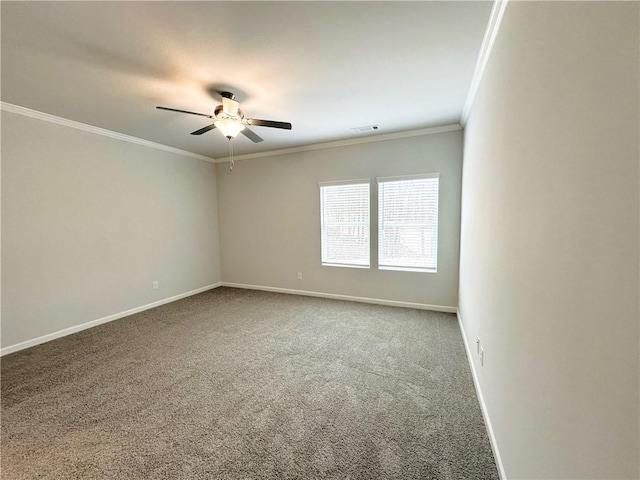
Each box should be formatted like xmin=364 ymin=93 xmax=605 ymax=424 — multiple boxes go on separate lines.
xmin=1 ymin=287 xmax=498 ymax=479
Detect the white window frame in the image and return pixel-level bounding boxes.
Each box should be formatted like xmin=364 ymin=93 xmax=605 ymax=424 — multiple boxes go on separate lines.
xmin=319 ymin=179 xmax=371 ymax=269
xmin=377 ymin=173 xmax=439 ymax=273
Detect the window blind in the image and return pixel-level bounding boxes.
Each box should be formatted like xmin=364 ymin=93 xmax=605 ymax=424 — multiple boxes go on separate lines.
xmin=378 ymin=174 xmax=439 ymax=272
xmin=320 ymin=181 xmax=370 ymax=268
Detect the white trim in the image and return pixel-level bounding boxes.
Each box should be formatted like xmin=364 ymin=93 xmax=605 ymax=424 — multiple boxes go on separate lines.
xmin=216 ymin=124 xmax=462 ymax=163
xmin=0 ymin=102 xmax=460 ymax=165
xmin=221 ymin=282 xmax=457 ymax=313
xmin=0 ymin=283 xmax=222 ymax=356
xmin=0 ymin=102 xmax=216 ymax=163
xmin=377 ymin=172 xmax=440 ymax=183
xmin=318 ymin=178 xmax=371 ymax=188
xmin=321 ymin=263 xmax=370 ymax=269
xmin=460 ymin=0 xmax=510 ymax=126
xmin=457 ymin=310 xmax=507 ymax=480
xmin=378 ymin=266 xmax=436 ymax=274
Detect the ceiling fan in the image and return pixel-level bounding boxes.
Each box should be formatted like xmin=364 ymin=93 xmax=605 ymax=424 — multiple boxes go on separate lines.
xmin=156 ymin=91 xmax=292 ymax=143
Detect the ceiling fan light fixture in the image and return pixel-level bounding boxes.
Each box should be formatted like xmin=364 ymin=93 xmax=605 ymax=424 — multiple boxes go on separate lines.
xmin=214 ymin=117 xmax=245 ymax=138
xmin=157 ymin=91 xmax=291 ymax=146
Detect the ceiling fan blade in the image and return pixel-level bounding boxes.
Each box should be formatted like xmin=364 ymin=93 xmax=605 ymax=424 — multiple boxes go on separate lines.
xmin=240 ymin=127 xmax=264 ymax=143
xmin=156 ymin=106 xmax=213 ymax=118
xmin=222 ymin=97 xmax=240 ymax=116
xmin=247 ymin=118 xmax=292 ymax=130
xmin=190 ymin=123 xmax=217 ymax=135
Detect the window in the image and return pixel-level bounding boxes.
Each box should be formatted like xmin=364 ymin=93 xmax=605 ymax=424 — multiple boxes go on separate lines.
xmin=378 ymin=173 xmax=439 ymax=272
xmin=320 ymin=180 xmax=370 ymax=268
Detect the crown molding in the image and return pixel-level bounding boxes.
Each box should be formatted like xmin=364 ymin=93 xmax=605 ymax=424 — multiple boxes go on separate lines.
xmin=460 ymin=0 xmax=510 ymax=127
xmin=215 ymin=123 xmax=462 ymax=163
xmin=1 ymin=101 xmax=460 ymax=165
xmin=0 ymin=102 xmax=216 ymax=163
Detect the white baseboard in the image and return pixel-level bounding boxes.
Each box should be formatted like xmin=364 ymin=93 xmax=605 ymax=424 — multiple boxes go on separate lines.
xmin=457 ymin=310 xmax=507 ymax=480
xmin=221 ymin=282 xmax=457 ymax=313
xmin=2 ymin=282 xmax=452 ymax=356
xmin=0 ymin=282 xmax=222 ymax=356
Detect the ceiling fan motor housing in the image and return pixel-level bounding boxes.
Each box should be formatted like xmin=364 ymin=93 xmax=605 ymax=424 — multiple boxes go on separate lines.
xmin=214 ymin=105 xmax=243 ymax=121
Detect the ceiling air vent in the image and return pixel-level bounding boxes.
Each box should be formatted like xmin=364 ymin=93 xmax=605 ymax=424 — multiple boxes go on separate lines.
xmin=350 ymin=125 xmax=379 ymax=134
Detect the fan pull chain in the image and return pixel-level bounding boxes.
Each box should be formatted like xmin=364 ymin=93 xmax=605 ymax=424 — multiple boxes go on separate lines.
xmin=229 ymin=138 xmax=234 ymax=172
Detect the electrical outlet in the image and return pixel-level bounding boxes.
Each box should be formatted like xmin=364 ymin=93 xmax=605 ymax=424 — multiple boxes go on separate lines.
xmin=480 ymin=347 xmax=484 ymax=366
xmin=152 ymin=280 xmax=159 ymax=290
xmin=476 ymin=337 xmax=481 ymax=354
xmin=297 ymin=272 xmax=303 ymax=280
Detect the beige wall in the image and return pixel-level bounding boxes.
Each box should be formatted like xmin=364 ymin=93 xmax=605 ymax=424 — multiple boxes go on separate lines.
xmin=1 ymin=111 xmax=221 ymax=349
xmin=459 ymin=2 xmax=639 ymax=479
xmin=217 ymin=130 xmax=462 ymax=308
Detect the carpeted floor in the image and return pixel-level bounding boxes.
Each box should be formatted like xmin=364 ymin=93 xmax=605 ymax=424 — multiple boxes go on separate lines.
xmin=1 ymin=287 xmax=498 ymax=479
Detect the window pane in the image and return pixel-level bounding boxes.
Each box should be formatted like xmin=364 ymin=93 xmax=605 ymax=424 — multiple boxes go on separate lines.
xmin=378 ymin=175 xmax=439 ymax=271
xmin=320 ymin=182 xmax=370 ymax=267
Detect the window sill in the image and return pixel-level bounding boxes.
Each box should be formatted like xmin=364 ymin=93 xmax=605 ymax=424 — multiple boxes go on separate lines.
xmin=378 ymin=266 xmax=437 ymax=273
xmin=322 ymin=263 xmax=370 ymax=269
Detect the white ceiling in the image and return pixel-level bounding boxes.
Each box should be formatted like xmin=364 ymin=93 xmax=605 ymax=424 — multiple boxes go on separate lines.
xmin=1 ymin=1 xmax=492 ymax=159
